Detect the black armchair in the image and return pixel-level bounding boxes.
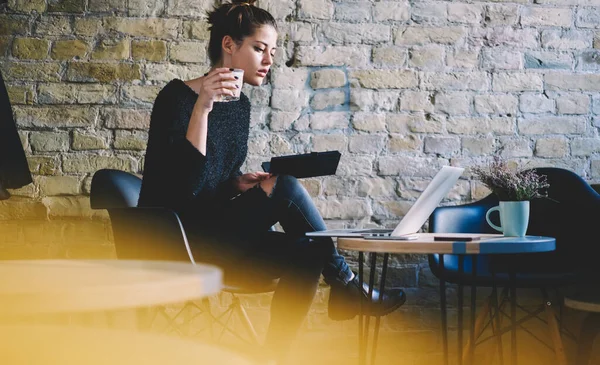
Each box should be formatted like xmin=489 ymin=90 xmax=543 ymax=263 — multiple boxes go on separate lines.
xmin=90 ymin=168 xmax=277 ymax=345
xmin=428 ymin=167 xmax=600 ymax=365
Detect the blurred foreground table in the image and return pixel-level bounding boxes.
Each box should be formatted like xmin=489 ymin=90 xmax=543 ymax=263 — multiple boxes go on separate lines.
xmin=0 ymin=259 xmax=222 ymax=315
xmin=0 ymin=324 xmax=253 ymax=365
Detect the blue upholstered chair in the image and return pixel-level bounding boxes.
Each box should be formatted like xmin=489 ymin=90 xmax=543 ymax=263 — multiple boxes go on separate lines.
xmin=90 ymin=168 xmax=277 ymax=345
xmin=428 ymin=167 xmax=600 ymax=365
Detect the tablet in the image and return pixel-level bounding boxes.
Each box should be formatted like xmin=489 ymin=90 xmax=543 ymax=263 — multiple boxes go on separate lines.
xmin=262 ymin=151 xmax=341 ymax=178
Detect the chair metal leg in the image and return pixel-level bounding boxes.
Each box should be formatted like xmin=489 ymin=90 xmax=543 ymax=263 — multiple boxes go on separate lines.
xmin=575 ymin=312 xmax=600 ymax=365
xmin=232 ymin=295 xmax=260 ymax=345
xmin=463 ymin=296 xmax=491 ymax=365
xmin=439 ymin=254 xmax=449 ymax=365
xmin=542 ymin=291 xmax=568 ymax=365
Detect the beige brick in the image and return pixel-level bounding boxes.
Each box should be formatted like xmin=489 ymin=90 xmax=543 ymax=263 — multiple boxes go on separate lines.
xmin=309 ymin=112 xmax=348 ymax=130
xmin=462 ymin=137 xmax=497 ymax=156
xmin=42 ymin=196 xmax=100 ymax=218
xmin=535 ymin=137 xmax=568 ymax=158
xmin=38 ymin=83 xmax=118 ymax=104
xmin=35 ymin=16 xmax=72 ymax=36
xmin=0 ymin=15 xmax=29 ymax=36
xmin=572 ymin=137 xmax=600 ymax=156
xmin=0 ymin=199 xmax=48 ymax=220
xmin=298 ymin=0 xmax=333 ymax=20
xmin=14 ymin=106 xmax=98 ymax=128
xmin=37 ymin=175 xmax=81 ymax=196
xmin=422 ymin=72 xmax=489 ymax=91
xmin=351 ymin=70 xmax=418 ymax=89
xmin=104 ymin=17 xmax=179 ymax=39
xmin=132 ymin=40 xmax=167 ymax=61
xmin=27 ymin=156 xmax=59 ymax=175
xmin=6 ymin=182 xmax=36 ymax=198
xmin=314 ymin=198 xmax=370 ymax=220
xmin=424 ymin=136 xmax=461 ymax=155
xmin=336 ymin=155 xmax=373 ymax=176
xmin=271 ymin=67 xmax=310 ymax=90
xmin=434 ymin=92 xmax=472 ymax=115
xmin=66 ymin=62 xmax=141 ymax=82
xmin=47 ymin=0 xmax=85 ymax=13
xmin=0 ymin=62 xmax=61 ymax=82
xmin=349 ymin=135 xmax=386 ymax=154
xmin=400 ymin=91 xmax=434 ymax=113
xmin=387 ymin=134 xmax=423 ymax=153
xmin=62 ymin=154 xmax=136 ymax=173
xmin=373 ymin=1 xmax=410 ymax=22
xmin=144 ymin=63 xmax=205 ymax=82
xmin=481 ymin=48 xmax=522 ymax=70
xmin=0 ymin=36 xmax=10 ymax=56
xmin=12 ymin=38 xmax=49 ymax=59
xmin=350 ymin=89 xmax=400 ymax=112
xmin=352 ymin=112 xmax=386 ymax=132
xmin=385 ymin=113 xmax=414 ymax=134
xmin=447 ymin=48 xmax=480 ymax=69
xmin=290 ymin=22 xmax=313 ymax=42
xmin=6 ymin=84 xmax=35 ymax=105
xmin=377 ymin=156 xmax=448 ymax=176
xmin=522 ymin=7 xmax=572 ymax=27
xmin=183 ymin=20 xmax=210 ymax=40
xmin=51 ymin=39 xmax=89 ymax=60
xmin=72 ymin=130 xmax=111 ymax=150
xmin=74 ymin=18 xmax=104 ymax=37
xmin=407 ymin=113 xmax=444 ymax=133
xmin=310 ymin=90 xmax=346 ymax=110
xmin=121 ymin=85 xmax=162 ymax=106
xmin=334 ymin=2 xmax=371 ymax=22
xmin=101 ymin=108 xmax=151 ymax=129
xmin=311 ymin=134 xmax=347 ymax=152
xmin=395 ymin=26 xmax=466 ymax=45
xmin=555 ymin=93 xmax=590 ymax=114
xmin=30 ymin=131 xmax=70 ymax=152
xmin=114 ymin=130 xmax=148 ymax=150
xmin=519 ymin=116 xmax=586 ymax=135
xmin=128 ymin=0 xmax=166 ymax=17
xmin=448 ymin=3 xmax=483 ymax=24
xmin=88 ymin=0 xmax=127 ymax=12
xmin=297 ymin=46 xmax=370 ymax=67
xmin=91 ymin=38 xmax=130 ymax=60
xmin=166 ymin=0 xmax=213 ymax=17
xmin=269 ymin=134 xmax=293 ymax=155
xmin=545 ymin=72 xmax=600 ymax=91
xmin=8 ymin=0 xmax=46 ymax=13
xmin=485 ymin=4 xmax=519 ymax=26
xmin=260 ymin=0 xmax=295 ymax=20
xmin=269 ymin=111 xmax=301 ymax=132
xmin=271 ymin=89 xmax=310 ymax=111
xmin=408 ymin=45 xmax=445 ymax=70
xmin=169 ymin=41 xmax=206 ymax=63
xmin=309 ymin=69 xmax=345 ymax=89
xmin=493 ymin=73 xmax=543 ymax=92
xmin=474 ymin=94 xmax=518 ymax=115
xmin=519 ymin=93 xmax=555 ymax=113
xmin=447 ymin=116 xmax=514 ymax=135
xmin=321 ymin=23 xmax=390 ymax=45
xmin=372 ymin=46 xmax=408 ymax=67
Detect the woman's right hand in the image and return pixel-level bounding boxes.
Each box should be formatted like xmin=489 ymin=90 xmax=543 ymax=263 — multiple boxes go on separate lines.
xmin=197 ymin=68 xmax=239 ymax=110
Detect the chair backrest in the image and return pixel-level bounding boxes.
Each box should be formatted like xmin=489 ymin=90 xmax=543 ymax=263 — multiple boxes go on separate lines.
xmin=90 ymin=169 xmax=192 ymax=262
xmin=429 ymin=167 xmax=600 ymax=279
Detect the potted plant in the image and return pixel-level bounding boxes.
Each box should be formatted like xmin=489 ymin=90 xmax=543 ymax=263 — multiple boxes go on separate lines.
xmin=471 ymin=158 xmax=549 ymax=236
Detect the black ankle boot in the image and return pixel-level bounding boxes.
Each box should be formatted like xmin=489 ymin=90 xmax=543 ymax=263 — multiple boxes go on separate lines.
xmin=328 ymin=274 xmax=406 ymax=321
xmin=0 ymin=182 xmax=10 ymax=200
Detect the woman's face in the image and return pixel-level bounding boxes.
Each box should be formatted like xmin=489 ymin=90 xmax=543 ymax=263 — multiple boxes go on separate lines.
xmin=229 ymin=25 xmax=278 ymax=87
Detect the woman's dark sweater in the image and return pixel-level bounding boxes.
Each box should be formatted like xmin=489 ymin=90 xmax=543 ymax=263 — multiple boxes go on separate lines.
xmin=138 ymin=79 xmax=251 ymax=226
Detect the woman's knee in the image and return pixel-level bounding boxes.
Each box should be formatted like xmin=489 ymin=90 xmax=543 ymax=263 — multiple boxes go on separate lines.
xmin=259 ymin=175 xmax=278 ymax=197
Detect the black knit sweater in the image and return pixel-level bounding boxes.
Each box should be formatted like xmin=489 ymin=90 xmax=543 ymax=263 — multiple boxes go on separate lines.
xmin=138 ymin=79 xmax=251 ymax=222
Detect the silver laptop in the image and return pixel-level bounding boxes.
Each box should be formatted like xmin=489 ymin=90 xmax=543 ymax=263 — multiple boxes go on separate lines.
xmin=306 ymin=166 xmax=464 ymax=240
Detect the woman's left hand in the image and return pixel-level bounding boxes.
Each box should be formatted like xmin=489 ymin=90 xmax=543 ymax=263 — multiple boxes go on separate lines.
xmin=235 ymin=172 xmax=272 ymax=192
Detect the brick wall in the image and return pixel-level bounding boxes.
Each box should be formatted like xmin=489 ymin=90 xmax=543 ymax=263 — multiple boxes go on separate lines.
xmin=0 ymin=1 xmax=596 ymax=362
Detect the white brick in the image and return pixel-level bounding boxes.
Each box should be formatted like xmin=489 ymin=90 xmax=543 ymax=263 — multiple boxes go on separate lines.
xmin=447 ymin=117 xmax=514 ymax=135
xmin=555 ymin=92 xmax=590 ymax=114
xmin=349 ymin=135 xmax=386 ymax=154
xmin=352 ymin=112 xmax=387 ymax=132
xmin=518 ymin=116 xmax=586 ymax=134
xmin=408 ymin=44 xmax=445 ymax=70
xmin=373 ymin=46 xmax=408 ymax=67
xmin=334 ymin=2 xmax=371 ymax=22
xmin=519 ymin=93 xmax=555 ymax=114
xmin=522 ymin=7 xmax=572 ymax=27
xmin=400 ymin=91 xmax=434 ymax=112
xmin=412 ymin=2 xmax=448 ymax=24
xmin=271 ymin=67 xmax=310 ymax=90
xmin=542 ymin=29 xmax=592 ymax=50
xmin=422 ymin=72 xmax=490 ymax=91
xmin=298 ymin=0 xmax=333 ymax=20
xmin=309 ymin=112 xmax=349 ymax=130
xmin=395 ymin=26 xmax=465 ymax=45
xmin=448 ymin=3 xmax=483 ymax=24
xmin=576 ymin=8 xmax=600 ymax=28
xmin=571 ymin=137 xmax=600 ymax=156
xmin=271 ymin=89 xmax=310 ymax=111
xmin=321 ymin=23 xmax=391 ymax=45
xmin=535 ymin=137 xmax=568 ymax=158
xmin=481 ymin=48 xmax=523 ymax=70
xmin=493 ymin=73 xmax=543 ymax=92
xmin=297 ymin=46 xmax=370 ymax=67
xmin=545 ymin=72 xmax=600 ymax=91
xmin=484 ymin=4 xmax=519 ymax=26
xmin=434 ymin=92 xmax=472 ymax=115
xmin=474 ymin=94 xmax=518 ymax=115
xmin=373 ymin=1 xmax=410 ymax=22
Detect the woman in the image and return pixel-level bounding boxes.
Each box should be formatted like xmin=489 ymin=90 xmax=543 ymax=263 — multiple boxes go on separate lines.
xmin=138 ymin=1 xmax=406 ymax=361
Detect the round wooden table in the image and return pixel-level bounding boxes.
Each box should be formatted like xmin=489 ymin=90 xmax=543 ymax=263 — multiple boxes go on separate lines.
xmin=337 ymin=233 xmax=556 ymax=365
xmin=0 ymin=324 xmax=254 ymax=365
xmin=0 ymin=260 xmax=222 ymax=315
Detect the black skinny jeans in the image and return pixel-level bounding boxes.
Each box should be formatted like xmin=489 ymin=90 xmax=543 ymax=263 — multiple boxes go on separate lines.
xmin=184 ymin=175 xmax=354 ymax=360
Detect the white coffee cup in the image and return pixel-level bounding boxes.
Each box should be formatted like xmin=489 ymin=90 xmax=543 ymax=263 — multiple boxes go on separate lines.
xmin=214 ymin=68 xmax=244 ymax=102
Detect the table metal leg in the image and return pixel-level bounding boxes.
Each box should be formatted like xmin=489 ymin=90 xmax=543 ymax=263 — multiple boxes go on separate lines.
xmin=469 ymin=256 xmax=478 ymax=365
xmin=360 ymin=253 xmax=378 ymax=365
xmin=439 ymin=254 xmax=449 ymax=365
xmin=491 ymin=275 xmax=505 ymax=365
xmin=458 ymin=255 xmax=464 ymax=365
xmin=510 ymin=269 xmax=517 ymax=365
xmin=370 ymin=253 xmax=389 ymax=365
xmin=359 ymin=251 xmax=365 ymax=365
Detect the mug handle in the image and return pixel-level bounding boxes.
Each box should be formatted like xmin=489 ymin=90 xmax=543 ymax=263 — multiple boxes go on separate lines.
xmin=485 ymin=206 xmax=503 ymax=233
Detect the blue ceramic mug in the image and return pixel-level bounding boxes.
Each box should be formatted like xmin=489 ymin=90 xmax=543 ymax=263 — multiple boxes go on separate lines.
xmin=485 ymin=201 xmax=530 ymax=237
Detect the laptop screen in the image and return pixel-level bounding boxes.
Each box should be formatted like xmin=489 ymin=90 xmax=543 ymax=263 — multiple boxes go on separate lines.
xmin=391 ymin=166 xmax=464 ymax=236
